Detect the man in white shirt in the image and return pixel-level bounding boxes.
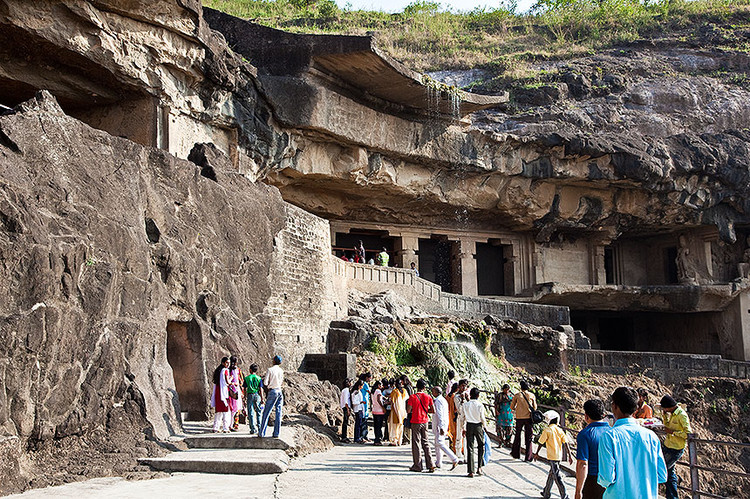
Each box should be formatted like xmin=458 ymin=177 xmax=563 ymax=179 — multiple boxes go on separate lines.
xmin=431 ymin=386 xmax=459 ymax=470
xmin=462 ymin=387 xmax=486 ymax=478
xmin=340 ymin=378 xmax=352 ymax=443
xmin=260 ymin=355 xmax=284 ymax=438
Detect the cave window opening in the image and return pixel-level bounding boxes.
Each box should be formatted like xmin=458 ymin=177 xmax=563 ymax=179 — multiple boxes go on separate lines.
xmin=166 ymin=319 xmax=207 ymax=421
xmin=665 ymin=246 xmax=679 ymax=284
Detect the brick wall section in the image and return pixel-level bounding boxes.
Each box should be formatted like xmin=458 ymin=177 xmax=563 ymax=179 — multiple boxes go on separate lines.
xmin=266 ymin=204 xmax=346 ymax=370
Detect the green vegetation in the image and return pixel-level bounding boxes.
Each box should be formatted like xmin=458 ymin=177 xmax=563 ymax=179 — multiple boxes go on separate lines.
xmin=205 ymin=0 xmax=750 ymax=74
xmin=568 ymin=365 xmax=594 ymax=384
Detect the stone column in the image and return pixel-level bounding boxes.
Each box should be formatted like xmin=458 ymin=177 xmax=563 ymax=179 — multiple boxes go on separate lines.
xmin=394 ymin=233 xmax=420 ymax=270
xmin=455 ymin=238 xmax=478 ymax=296
xmin=592 ymin=244 xmax=606 ymax=285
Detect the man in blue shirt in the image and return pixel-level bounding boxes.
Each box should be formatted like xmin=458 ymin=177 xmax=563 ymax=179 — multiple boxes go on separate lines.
xmin=597 ymin=387 xmax=667 ymax=498
xmin=360 ymin=373 xmax=372 ymax=441
xmin=575 ymin=399 xmax=609 ymax=499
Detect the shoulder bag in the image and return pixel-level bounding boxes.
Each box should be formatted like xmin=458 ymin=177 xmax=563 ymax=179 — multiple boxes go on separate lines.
xmin=521 ymin=391 xmax=544 ymax=424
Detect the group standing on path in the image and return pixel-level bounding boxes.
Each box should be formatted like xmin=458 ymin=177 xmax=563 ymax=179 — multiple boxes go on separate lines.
xmin=208 ymin=357 xmax=691 ymax=498
xmin=335 ymin=373 xmax=691 ymax=499
xmin=210 ymin=353 xmax=285 ymax=438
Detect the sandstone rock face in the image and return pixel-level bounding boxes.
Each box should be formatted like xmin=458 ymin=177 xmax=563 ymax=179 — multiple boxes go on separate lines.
xmin=0 ymin=0 xmax=292 ymax=176
xmin=244 ymin=35 xmax=750 ymax=244
xmin=0 ymin=92 xmax=287 ymax=492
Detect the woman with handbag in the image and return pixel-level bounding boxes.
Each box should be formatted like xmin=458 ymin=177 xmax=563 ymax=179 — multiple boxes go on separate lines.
xmin=211 ymin=357 xmax=231 ymax=433
xmin=510 ymin=380 xmax=538 ymax=462
xmin=227 ymin=356 xmax=245 ymax=431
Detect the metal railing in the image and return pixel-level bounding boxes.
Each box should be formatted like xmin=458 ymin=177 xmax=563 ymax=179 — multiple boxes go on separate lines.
xmin=478 ymin=391 xmax=750 ymax=497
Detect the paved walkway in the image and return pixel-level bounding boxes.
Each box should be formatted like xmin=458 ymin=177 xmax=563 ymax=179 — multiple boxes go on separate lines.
xmin=8 ymin=441 xmax=575 ymax=499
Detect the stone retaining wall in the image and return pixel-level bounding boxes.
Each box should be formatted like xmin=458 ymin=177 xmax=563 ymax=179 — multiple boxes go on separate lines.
xmin=342 ymin=260 xmax=570 ymax=328
xmin=574 ymin=349 xmax=750 ymax=381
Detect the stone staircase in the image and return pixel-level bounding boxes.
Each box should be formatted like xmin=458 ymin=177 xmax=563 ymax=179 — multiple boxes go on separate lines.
xmin=139 ymin=422 xmax=294 ymax=475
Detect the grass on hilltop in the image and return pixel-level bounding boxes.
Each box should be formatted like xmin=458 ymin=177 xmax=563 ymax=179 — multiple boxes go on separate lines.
xmin=204 ymin=0 xmax=750 ymax=76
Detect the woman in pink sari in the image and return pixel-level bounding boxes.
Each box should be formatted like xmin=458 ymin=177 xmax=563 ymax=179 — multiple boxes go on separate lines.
xmin=227 ymin=356 xmax=244 ymax=431
xmin=211 ymin=357 xmax=231 ymax=432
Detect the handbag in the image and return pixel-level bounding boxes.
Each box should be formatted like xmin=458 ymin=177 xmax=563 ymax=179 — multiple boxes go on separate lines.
xmin=228 ymin=384 xmax=239 ymax=400
xmin=521 ymin=391 xmax=543 ymax=424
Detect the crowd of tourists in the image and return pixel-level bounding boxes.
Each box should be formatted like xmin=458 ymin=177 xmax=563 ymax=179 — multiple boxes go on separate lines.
xmin=337 ymin=371 xmax=691 ymax=499
xmin=210 ymin=354 xmax=285 ymax=438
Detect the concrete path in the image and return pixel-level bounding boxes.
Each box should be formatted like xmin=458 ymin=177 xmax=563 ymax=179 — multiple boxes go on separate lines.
xmin=7 ymin=442 xmax=576 ymax=498
xmin=277 ymin=442 xmax=576 ymax=498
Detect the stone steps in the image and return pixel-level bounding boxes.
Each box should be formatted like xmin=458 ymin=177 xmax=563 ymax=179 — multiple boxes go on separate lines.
xmin=139 ymin=449 xmax=289 ymax=475
xmin=184 ymin=428 xmax=294 ymax=450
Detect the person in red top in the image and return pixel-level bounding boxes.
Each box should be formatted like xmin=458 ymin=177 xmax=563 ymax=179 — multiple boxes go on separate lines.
xmin=407 ymin=379 xmax=435 ymax=472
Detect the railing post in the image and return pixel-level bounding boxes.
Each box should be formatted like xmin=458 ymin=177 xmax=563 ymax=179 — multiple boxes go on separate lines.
xmin=687 ymin=433 xmax=700 ymax=499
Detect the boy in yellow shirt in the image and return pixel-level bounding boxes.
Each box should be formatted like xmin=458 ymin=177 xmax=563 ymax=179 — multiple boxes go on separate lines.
xmin=535 ymin=410 xmax=574 ymax=499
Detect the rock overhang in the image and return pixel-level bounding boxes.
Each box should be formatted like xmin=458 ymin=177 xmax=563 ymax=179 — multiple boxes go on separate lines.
xmin=202 ymin=7 xmax=507 ymax=119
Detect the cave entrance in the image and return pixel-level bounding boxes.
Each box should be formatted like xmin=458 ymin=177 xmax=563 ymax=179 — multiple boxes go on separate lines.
xmin=166 ymin=319 xmax=208 ymax=421
xmin=419 ymin=237 xmax=455 ymax=292
xmin=475 ymin=241 xmax=511 ymax=296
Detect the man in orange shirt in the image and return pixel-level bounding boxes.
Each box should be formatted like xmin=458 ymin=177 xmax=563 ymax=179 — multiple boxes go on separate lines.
xmin=633 ymin=387 xmax=653 ymax=419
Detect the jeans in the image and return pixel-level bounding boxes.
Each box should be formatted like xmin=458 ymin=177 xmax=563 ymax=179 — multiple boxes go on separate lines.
xmin=511 ymin=418 xmax=534 ymax=461
xmin=353 ymin=410 xmax=365 ymax=442
xmin=361 ymin=410 xmax=369 ymax=440
xmin=582 ymin=475 xmax=605 ymax=499
xmin=260 ymin=388 xmax=283 ymax=437
xmin=247 ymin=393 xmax=261 ymax=433
xmin=466 ymin=422 xmax=485 ymax=474
xmin=542 ymin=461 xmax=569 ymax=499
xmin=663 ymin=446 xmax=684 ymax=499
xmin=373 ymin=413 xmax=386 ymax=443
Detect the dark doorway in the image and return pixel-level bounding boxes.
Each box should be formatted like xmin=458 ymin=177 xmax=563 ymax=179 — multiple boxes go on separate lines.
xmin=334 ymin=230 xmax=394 ymax=264
xmin=419 ymin=237 xmax=453 ymax=292
xmin=665 ymin=247 xmax=679 ymax=284
xmin=166 ymin=319 xmax=208 ymax=421
xmin=476 ymin=242 xmax=506 ymax=296
xmin=597 ymin=317 xmax=634 ymax=350
xmin=476 ymin=243 xmax=506 ymax=296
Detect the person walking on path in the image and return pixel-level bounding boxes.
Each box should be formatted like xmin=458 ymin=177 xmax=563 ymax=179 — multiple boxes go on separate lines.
xmin=242 ymin=363 xmax=263 ymax=434
xmin=535 ymin=410 xmax=573 ymax=499
xmin=633 ymin=388 xmax=653 ymax=419
xmin=597 ymin=387 xmax=667 ymax=498
xmin=360 ymin=373 xmax=372 ymax=442
xmin=339 ymin=378 xmax=352 ymax=443
xmin=660 ymin=394 xmax=691 ymax=499
xmin=511 ymin=380 xmax=537 ymax=462
xmin=574 ymin=399 xmax=608 ymax=499
xmin=494 ymin=384 xmax=514 ymax=447
xmin=447 ymin=383 xmax=459 ymax=453
xmin=388 ymin=378 xmax=408 ymax=445
xmin=371 ymin=380 xmax=386 ymax=445
xmin=211 ymin=357 xmax=231 ymax=433
xmin=259 ymin=355 xmax=284 ymax=438
xmin=402 ymin=376 xmax=414 ymax=444
xmin=463 ymin=387 xmax=486 ymax=478
xmin=351 ymin=379 xmax=365 ymax=443
xmin=453 ymin=379 xmax=469 ymax=462
xmin=430 ymin=386 xmax=459 ymax=471
xmin=382 ymin=379 xmax=393 ymax=442
xmin=406 ymin=379 xmax=435 ymax=472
